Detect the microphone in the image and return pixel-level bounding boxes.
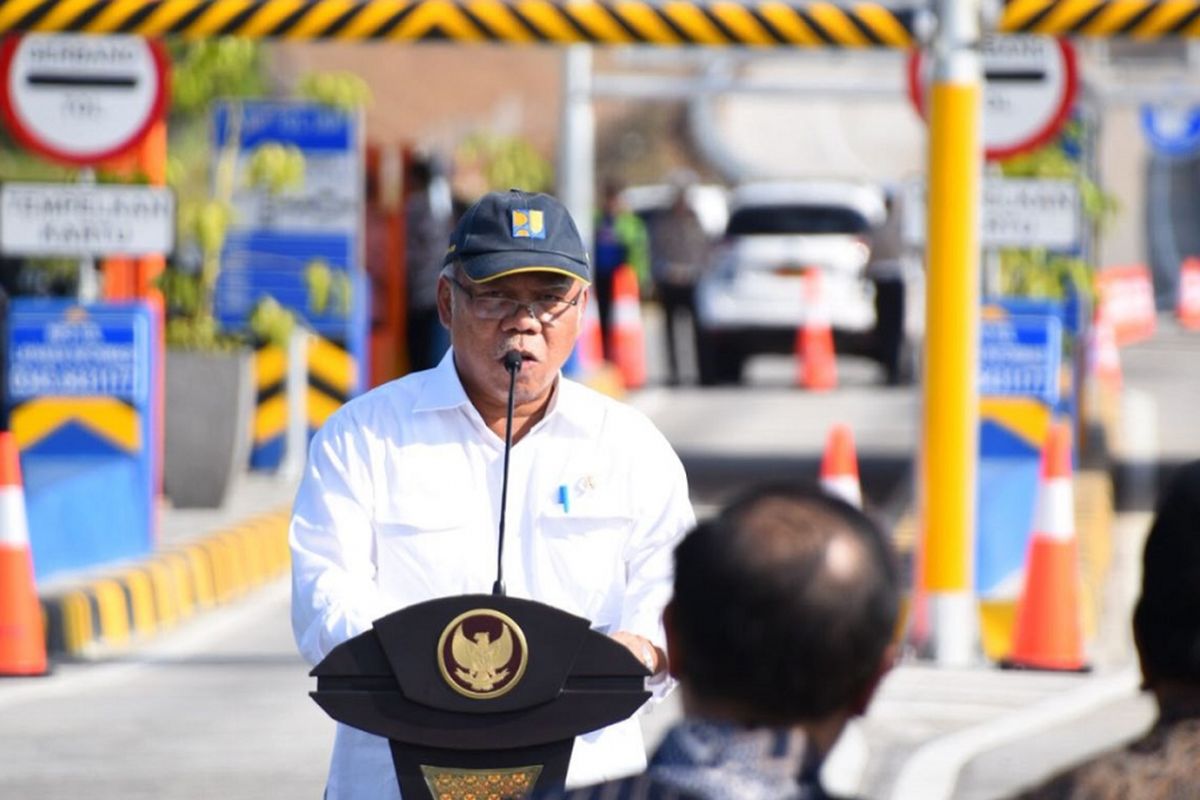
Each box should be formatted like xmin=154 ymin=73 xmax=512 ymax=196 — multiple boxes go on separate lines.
xmin=493 ymin=350 xmax=523 ymax=596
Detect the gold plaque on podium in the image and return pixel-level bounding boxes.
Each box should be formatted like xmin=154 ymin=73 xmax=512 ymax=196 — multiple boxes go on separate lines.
xmin=420 ymin=764 xmax=543 ymax=800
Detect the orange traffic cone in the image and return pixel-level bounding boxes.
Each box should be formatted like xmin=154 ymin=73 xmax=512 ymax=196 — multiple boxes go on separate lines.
xmin=578 ymin=288 xmax=605 ymax=373
xmin=609 ymin=264 xmax=646 ymax=390
xmin=0 ymin=431 xmax=47 ymax=676
xmin=1177 ymin=256 xmax=1200 ymax=330
xmin=820 ymin=423 xmax=862 ymax=508
xmin=795 ymin=271 xmax=837 ymax=391
xmin=1005 ymin=421 xmax=1087 ymax=671
xmin=1089 ymin=309 xmax=1122 ymax=393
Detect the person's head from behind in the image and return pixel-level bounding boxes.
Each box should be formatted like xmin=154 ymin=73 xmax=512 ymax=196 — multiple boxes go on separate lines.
xmin=438 ymin=189 xmax=590 ymax=408
xmin=1133 ymin=460 xmax=1200 ymax=699
xmin=665 ymin=484 xmax=899 ymax=743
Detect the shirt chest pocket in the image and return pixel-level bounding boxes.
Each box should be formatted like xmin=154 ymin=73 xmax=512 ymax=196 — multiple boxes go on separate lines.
xmin=373 ymin=499 xmax=487 ymax=598
xmin=534 ymin=504 xmax=635 ymax=625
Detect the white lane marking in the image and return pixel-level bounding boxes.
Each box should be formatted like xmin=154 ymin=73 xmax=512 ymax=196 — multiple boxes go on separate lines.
xmin=0 ymin=578 xmax=292 ymax=711
xmin=889 ymin=666 xmax=1140 ymax=800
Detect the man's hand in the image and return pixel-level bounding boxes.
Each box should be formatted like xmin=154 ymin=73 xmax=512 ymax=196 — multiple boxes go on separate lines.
xmin=610 ymin=631 xmax=665 ymax=675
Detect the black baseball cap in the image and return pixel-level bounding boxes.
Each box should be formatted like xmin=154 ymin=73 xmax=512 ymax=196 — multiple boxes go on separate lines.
xmin=443 ymin=189 xmax=591 ymax=284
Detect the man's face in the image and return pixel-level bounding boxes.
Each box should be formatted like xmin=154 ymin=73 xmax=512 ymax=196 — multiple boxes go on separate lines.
xmin=438 ymin=270 xmax=586 ymax=408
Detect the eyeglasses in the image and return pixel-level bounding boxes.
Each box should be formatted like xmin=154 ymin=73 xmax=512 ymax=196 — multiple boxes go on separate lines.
xmin=448 ymin=277 xmax=582 ymax=323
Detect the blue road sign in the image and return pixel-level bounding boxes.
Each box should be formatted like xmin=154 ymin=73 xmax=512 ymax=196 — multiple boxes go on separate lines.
xmin=980 ymin=314 xmax=1063 ymax=406
xmin=1141 ymin=103 xmax=1200 ymax=159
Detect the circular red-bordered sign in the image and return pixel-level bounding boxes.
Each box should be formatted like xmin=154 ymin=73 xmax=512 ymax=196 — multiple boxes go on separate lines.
xmin=0 ymin=34 xmax=169 ymax=167
xmin=907 ymin=36 xmax=1078 ymax=163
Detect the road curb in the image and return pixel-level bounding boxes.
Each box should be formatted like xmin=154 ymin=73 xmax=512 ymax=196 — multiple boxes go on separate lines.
xmin=38 ymin=508 xmax=291 ymax=658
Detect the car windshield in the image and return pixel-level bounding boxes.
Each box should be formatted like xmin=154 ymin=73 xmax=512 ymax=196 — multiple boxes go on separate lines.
xmin=726 ymin=205 xmax=872 ymax=236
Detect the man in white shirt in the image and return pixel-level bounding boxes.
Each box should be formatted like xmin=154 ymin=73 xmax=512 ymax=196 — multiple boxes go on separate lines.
xmin=290 ymin=189 xmax=695 ymax=800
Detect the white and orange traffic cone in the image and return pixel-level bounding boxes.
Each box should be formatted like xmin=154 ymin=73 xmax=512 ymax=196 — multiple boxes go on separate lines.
xmin=0 ymin=430 xmax=47 ymax=676
xmin=609 ymin=264 xmax=647 ymax=390
xmin=1004 ymin=421 xmax=1087 ymax=671
xmin=1177 ymin=256 xmax=1200 ymax=330
xmin=820 ymin=423 xmax=862 ymax=508
xmin=578 ymin=288 xmax=605 ymax=372
xmin=795 ymin=271 xmax=837 ymax=391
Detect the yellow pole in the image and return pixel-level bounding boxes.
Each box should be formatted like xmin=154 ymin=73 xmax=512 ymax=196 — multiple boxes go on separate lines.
xmin=921 ymin=0 xmax=982 ymax=666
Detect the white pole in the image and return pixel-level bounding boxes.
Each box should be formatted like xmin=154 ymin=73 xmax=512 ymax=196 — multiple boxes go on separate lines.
xmin=558 ymin=45 xmax=595 ymax=249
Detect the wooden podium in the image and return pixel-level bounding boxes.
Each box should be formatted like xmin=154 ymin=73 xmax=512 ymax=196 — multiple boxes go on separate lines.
xmin=310 ymin=594 xmax=651 ymax=799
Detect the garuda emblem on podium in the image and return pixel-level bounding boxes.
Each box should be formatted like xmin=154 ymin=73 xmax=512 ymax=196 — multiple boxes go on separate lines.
xmin=438 ymin=609 xmax=529 ymax=699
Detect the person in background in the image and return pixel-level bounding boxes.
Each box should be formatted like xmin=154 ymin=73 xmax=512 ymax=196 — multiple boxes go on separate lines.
xmin=1013 ymin=460 xmax=1200 ymax=800
xmin=404 ymin=155 xmax=454 ymax=372
xmin=592 ymin=182 xmax=649 ymax=355
xmin=291 ymin=189 xmax=694 ymax=799
xmin=648 ymin=182 xmax=710 ymax=386
xmin=556 ymin=483 xmax=900 ymax=800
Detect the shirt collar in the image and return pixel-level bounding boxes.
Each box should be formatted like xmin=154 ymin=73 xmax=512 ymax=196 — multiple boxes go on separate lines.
xmin=412 ymin=348 xmax=595 ymax=435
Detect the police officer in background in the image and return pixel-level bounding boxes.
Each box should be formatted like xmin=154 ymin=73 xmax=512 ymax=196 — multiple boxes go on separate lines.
xmin=290 ymin=189 xmax=695 ymax=799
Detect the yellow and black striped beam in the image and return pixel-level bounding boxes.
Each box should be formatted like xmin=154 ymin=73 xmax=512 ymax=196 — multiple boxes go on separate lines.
xmin=0 ymin=0 xmax=918 ymax=48
xmin=1001 ymin=0 xmax=1200 ymax=37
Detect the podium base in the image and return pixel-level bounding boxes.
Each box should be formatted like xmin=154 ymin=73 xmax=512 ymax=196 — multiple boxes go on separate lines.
xmin=391 ymin=739 xmax=572 ymax=800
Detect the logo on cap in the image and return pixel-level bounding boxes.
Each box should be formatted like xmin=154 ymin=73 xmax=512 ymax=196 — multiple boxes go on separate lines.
xmin=511 ymin=209 xmax=545 ymax=239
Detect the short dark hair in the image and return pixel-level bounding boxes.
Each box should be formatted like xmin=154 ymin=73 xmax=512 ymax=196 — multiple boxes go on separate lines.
xmin=671 ymin=484 xmax=899 ymax=722
xmin=1133 ymin=460 xmax=1200 ymax=685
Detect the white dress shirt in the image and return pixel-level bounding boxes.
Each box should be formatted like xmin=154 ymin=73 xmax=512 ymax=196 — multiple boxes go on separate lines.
xmin=291 ymin=351 xmax=695 ymax=800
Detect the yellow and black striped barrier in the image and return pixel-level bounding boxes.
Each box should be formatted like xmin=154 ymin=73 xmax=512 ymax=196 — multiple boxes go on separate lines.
xmin=0 ymin=0 xmax=918 ymax=48
xmin=1000 ymin=0 xmax=1200 ymax=37
xmin=39 ymin=508 xmax=291 ymax=656
xmin=308 ymin=334 xmax=355 ymax=433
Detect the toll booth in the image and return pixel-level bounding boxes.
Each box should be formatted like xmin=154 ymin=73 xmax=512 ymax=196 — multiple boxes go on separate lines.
xmin=210 ymin=100 xmax=369 ymax=470
xmin=7 ymin=300 xmax=161 ymax=580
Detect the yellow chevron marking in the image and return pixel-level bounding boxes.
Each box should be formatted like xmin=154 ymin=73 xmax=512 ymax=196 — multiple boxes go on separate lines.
xmin=92 ymin=579 xmax=131 ymax=646
xmin=237 ymin=0 xmax=305 ymax=36
xmin=129 ymin=0 xmax=203 ymax=35
xmin=1032 ymin=0 xmax=1102 ymax=33
xmin=469 ymin=0 xmax=535 ymax=40
xmin=0 ymin=0 xmax=43 ymax=31
xmin=123 ymin=570 xmax=157 ymax=636
xmin=254 ymin=393 xmax=288 ymax=443
xmin=160 ymin=552 xmax=195 ymax=619
xmin=1000 ymin=0 xmax=1056 ymax=30
xmin=32 ymin=0 xmax=96 ymax=32
xmin=12 ymin=398 xmax=141 ymax=453
xmin=856 ymin=2 xmax=911 ymax=46
xmin=83 ymin=0 xmax=154 ymax=32
xmin=564 ymin=0 xmax=634 ymax=44
xmin=661 ymin=1 xmax=727 ymax=44
xmin=1133 ymin=0 xmax=1198 ymax=38
xmin=612 ymin=0 xmax=680 ymax=43
xmin=1083 ymin=0 xmax=1150 ymax=34
xmin=308 ymin=386 xmax=344 ymax=428
xmin=63 ymin=591 xmax=93 ymax=654
xmin=181 ymin=0 xmax=253 ymax=38
xmin=338 ymin=0 xmax=407 ymax=36
xmin=980 ymin=397 xmax=1052 ymax=451
xmin=758 ymin=1 xmax=821 ymax=45
xmin=393 ymin=0 xmax=485 ymax=41
xmin=517 ymin=0 xmax=582 ymax=41
xmin=255 ymin=344 xmax=286 ymax=390
xmin=808 ymin=1 xmax=869 ymax=46
xmin=712 ymin=1 xmax=776 ymax=45
xmin=182 ymin=545 xmax=216 ymax=609
xmin=1189 ymin=10 xmax=1200 ymax=35
xmin=287 ymin=0 xmax=355 ymax=37
xmin=144 ymin=561 xmax=178 ymax=630
xmin=308 ymin=336 xmax=356 ymax=393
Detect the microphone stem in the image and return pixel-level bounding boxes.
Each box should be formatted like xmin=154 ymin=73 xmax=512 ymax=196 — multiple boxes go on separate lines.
xmin=494 ymin=362 xmax=518 ymax=596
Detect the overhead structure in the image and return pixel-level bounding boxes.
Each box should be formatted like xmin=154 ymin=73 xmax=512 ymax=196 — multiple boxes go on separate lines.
xmin=999 ymin=0 xmax=1200 ymax=36
xmin=0 ymin=0 xmax=919 ymax=46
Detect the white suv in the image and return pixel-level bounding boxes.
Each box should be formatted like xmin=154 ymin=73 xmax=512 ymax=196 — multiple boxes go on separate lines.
xmin=695 ymin=180 xmax=911 ymax=385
